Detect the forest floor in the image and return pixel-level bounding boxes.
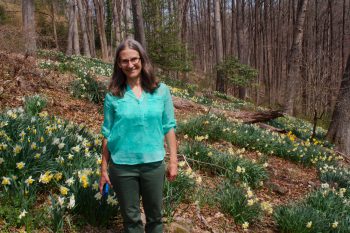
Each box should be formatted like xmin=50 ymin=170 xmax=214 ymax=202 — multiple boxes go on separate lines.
xmin=0 ymin=51 xmax=323 ymax=233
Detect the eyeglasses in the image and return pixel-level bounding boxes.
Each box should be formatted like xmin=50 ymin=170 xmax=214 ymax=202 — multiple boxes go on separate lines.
xmin=119 ymin=57 xmax=141 ymax=66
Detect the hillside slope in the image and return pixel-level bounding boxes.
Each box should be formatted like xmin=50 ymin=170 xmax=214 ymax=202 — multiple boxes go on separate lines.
xmin=0 ymin=51 xmax=348 ymax=233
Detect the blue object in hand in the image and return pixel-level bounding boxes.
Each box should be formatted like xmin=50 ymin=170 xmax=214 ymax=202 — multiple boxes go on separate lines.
xmin=102 ymin=183 xmax=109 ymax=198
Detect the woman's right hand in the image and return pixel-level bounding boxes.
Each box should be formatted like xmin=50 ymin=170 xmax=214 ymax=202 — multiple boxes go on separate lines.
xmin=99 ymin=170 xmax=112 ymax=194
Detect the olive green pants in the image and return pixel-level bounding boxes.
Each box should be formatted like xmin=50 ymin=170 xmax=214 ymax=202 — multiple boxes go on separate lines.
xmin=109 ymin=160 xmax=165 ymax=233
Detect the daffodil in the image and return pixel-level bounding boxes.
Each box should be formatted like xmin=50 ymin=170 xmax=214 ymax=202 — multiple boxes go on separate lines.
xmin=107 ymin=195 xmax=118 ymax=206
xmin=30 ymin=142 xmax=37 ymax=150
xmin=332 ymin=221 xmax=338 ymax=228
xmin=25 ymin=176 xmax=35 ymax=186
xmin=13 ymin=145 xmax=22 ymax=154
xmin=54 ymin=172 xmax=63 ymax=181
xmin=58 ymin=142 xmax=65 ymax=149
xmin=18 ymin=209 xmax=27 ymax=219
xmin=242 ymin=222 xmax=249 ymax=230
xmin=67 ymin=194 xmax=75 ymax=209
xmin=306 ymin=221 xmax=312 ymax=228
xmin=247 ymin=199 xmax=254 ymax=206
xmin=60 ymin=186 xmax=69 ymax=196
xmin=65 ymin=177 xmax=75 ymax=186
xmin=57 ymin=196 xmax=65 ymax=207
xmin=16 ymin=162 xmax=25 ymax=169
xmin=94 ymin=192 xmax=102 ymax=200
xmin=2 ymin=176 xmax=11 ymax=185
xmin=34 ymin=153 xmax=41 ymax=159
xmin=39 ymin=171 xmax=53 ymax=184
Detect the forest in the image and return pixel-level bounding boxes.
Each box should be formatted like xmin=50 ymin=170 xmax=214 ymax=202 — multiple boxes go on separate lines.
xmin=0 ymin=0 xmax=350 ymax=232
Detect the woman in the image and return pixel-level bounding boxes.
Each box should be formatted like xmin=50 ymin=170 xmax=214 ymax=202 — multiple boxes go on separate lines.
xmin=99 ymin=39 xmax=178 ymax=233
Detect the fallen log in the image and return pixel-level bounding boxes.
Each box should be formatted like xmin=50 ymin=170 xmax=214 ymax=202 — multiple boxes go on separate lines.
xmin=173 ymin=96 xmax=284 ymax=123
xmin=256 ymin=123 xmax=287 ymax=133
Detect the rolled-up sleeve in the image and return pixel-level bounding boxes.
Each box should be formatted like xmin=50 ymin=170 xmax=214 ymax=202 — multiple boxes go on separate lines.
xmin=162 ymin=85 xmax=176 ymax=135
xmin=101 ymin=93 xmax=114 ymax=139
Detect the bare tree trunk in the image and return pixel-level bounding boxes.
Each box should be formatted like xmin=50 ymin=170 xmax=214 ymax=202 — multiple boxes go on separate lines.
xmin=214 ymin=0 xmax=225 ymax=93
xmin=50 ymin=0 xmax=59 ymax=49
xmin=284 ymin=0 xmax=308 ymax=115
xmin=77 ymin=0 xmax=91 ymax=57
xmin=113 ymin=0 xmax=122 ymax=46
xmin=66 ymin=0 xmax=75 ymax=56
xmin=93 ymin=0 xmax=109 ymax=61
xmin=327 ymin=54 xmax=350 ymax=157
xmin=22 ymin=0 xmax=36 ymax=55
xmin=73 ymin=0 xmax=80 ymax=55
xmin=131 ymin=0 xmax=146 ymax=49
xmin=124 ymin=0 xmax=133 ymax=39
xmin=236 ymin=0 xmax=247 ymax=99
xmin=85 ymin=0 xmax=96 ymax=57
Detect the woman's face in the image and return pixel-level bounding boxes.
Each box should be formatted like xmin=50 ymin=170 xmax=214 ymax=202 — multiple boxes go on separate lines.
xmin=118 ymin=48 xmax=142 ymax=80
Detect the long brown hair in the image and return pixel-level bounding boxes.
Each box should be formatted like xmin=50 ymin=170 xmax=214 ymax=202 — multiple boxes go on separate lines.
xmin=109 ymin=39 xmax=159 ymax=97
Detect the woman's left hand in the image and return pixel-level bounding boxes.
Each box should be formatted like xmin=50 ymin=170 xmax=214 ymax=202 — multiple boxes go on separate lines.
xmin=166 ymin=160 xmax=178 ymax=181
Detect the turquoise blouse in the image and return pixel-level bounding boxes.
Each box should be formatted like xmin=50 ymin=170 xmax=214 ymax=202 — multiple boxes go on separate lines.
xmin=101 ymin=83 xmax=176 ymax=165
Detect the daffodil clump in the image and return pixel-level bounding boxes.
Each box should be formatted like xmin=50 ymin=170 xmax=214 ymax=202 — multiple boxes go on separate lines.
xmin=23 ymin=94 xmax=48 ymax=115
xmin=267 ymin=115 xmax=330 ymax=146
xmin=319 ymin=164 xmax=350 ymax=188
xmin=217 ymin=181 xmax=272 ymax=225
xmin=0 ymin=108 xmax=118 ymax=231
xmin=274 ymin=184 xmax=350 ymax=232
xmin=180 ymin=141 xmax=268 ymax=188
xmin=38 ymin=50 xmax=108 ymax=104
xmin=163 ymin=161 xmax=198 ymax=221
xmin=38 ymin=50 xmax=113 ymax=77
xmin=178 ymin=114 xmax=336 ymax=166
xmin=69 ymin=72 xmax=107 ymax=103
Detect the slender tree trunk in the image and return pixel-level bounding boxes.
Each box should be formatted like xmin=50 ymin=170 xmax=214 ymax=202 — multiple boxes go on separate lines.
xmin=214 ymin=0 xmax=225 ymax=93
xmin=22 ymin=0 xmax=36 ymax=55
xmin=93 ymin=0 xmax=109 ymax=61
xmin=124 ymin=0 xmax=133 ymax=39
xmin=131 ymin=0 xmax=146 ymax=49
xmin=326 ymin=54 xmax=350 ymax=157
xmin=66 ymin=0 xmax=75 ymax=56
xmin=50 ymin=0 xmax=59 ymax=49
xmin=73 ymin=0 xmax=80 ymax=55
xmin=77 ymin=0 xmax=91 ymax=57
xmin=113 ymin=0 xmax=122 ymax=46
xmin=284 ymin=0 xmax=309 ymax=115
xmin=85 ymin=0 xmax=96 ymax=57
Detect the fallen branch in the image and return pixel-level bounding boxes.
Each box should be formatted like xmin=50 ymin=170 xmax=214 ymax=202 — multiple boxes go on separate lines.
xmin=173 ymin=96 xmax=284 ymax=123
xmin=256 ymin=123 xmax=287 ymax=133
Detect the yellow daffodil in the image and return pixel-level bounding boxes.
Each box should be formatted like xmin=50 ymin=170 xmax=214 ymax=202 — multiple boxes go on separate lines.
xmin=16 ymin=162 xmax=25 ymax=169
xmin=39 ymin=171 xmax=53 ymax=184
xmin=30 ymin=142 xmax=37 ymax=150
xmin=247 ymin=199 xmax=254 ymax=206
xmin=24 ymin=176 xmax=34 ymax=187
xmin=332 ymin=221 xmax=338 ymax=228
xmin=54 ymin=172 xmax=63 ymax=181
xmin=60 ymin=186 xmax=69 ymax=196
xmin=13 ymin=145 xmax=22 ymax=154
xmin=242 ymin=222 xmax=249 ymax=231
xmin=2 ymin=176 xmax=11 ymax=185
